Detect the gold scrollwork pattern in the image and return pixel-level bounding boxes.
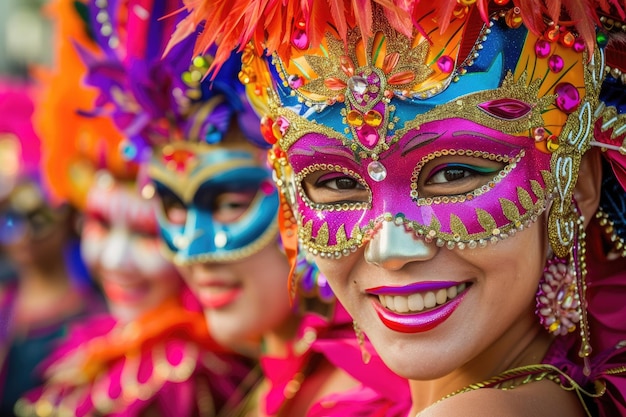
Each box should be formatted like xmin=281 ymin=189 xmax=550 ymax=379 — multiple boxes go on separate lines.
xmin=547 ymin=49 xmax=603 ymax=258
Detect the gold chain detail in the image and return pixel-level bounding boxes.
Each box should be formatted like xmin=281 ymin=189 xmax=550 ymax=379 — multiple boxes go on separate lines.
xmin=428 ymin=364 xmax=606 ymax=417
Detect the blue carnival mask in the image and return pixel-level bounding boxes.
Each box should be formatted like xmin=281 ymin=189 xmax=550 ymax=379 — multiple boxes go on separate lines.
xmin=148 ymin=142 xmax=279 ymax=264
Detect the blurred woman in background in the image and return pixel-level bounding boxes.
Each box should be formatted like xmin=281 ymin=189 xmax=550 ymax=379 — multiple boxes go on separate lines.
xmin=14 ymin=2 xmax=251 ymax=416
xmin=0 ymin=78 xmax=104 ymax=417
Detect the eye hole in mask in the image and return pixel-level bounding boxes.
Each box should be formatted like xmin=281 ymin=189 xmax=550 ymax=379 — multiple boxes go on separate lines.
xmin=156 ymin=185 xmax=187 ymax=226
xmin=299 ymin=153 xmax=505 ymax=207
xmin=416 ymin=155 xmax=505 ymax=200
xmin=206 ymin=191 xmax=256 ymax=224
xmin=193 ymin=181 xmax=259 ymax=224
xmin=300 ymin=168 xmax=371 ymax=209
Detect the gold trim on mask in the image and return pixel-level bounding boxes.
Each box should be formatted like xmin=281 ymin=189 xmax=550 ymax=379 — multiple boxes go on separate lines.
xmin=412 ymin=149 xmax=522 ymax=203
xmin=299 ymin=218 xmax=364 ymax=258
xmin=399 ymin=72 xmax=555 ymax=138
xmin=273 ymin=71 xmax=554 ymax=157
xmin=295 ymin=163 xmax=372 ymax=211
xmin=148 ymin=143 xmax=260 ymax=203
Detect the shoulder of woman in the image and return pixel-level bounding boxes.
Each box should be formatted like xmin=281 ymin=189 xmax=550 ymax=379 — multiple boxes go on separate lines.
xmin=417 ymin=380 xmax=586 ymax=417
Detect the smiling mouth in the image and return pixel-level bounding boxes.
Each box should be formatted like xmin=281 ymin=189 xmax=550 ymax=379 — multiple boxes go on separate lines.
xmin=366 ymin=281 xmax=470 ymax=333
xmin=102 ymin=279 xmax=150 ymax=304
xmin=378 ymin=283 xmax=467 ymax=313
xmin=195 ymin=283 xmax=242 ymax=309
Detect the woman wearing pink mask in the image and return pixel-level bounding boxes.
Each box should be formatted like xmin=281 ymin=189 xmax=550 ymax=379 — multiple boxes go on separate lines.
xmin=15 ymin=2 xmax=250 ymax=416
xmin=181 ymin=0 xmax=626 ymax=416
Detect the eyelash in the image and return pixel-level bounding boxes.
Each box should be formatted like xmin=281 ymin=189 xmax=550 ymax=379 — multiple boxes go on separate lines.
xmin=315 ymin=172 xmax=348 ymax=186
xmin=426 ymin=163 xmax=500 ymax=183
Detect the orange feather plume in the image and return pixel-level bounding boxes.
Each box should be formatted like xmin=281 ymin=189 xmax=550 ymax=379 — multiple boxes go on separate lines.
xmin=168 ymin=0 xmax=626 ymax=77
xmin=34 ymin=0 xmax=136 ymax=210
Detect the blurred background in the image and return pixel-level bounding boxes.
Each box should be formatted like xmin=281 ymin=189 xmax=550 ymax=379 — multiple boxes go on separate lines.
xmin=0 ymin=0 xmax=52 ymax=79
xmin=0 ymin=0 xmax=49 ymax=280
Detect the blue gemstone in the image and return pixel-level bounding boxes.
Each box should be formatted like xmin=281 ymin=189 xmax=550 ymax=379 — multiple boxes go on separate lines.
xmin=204 ymin=126 xmax=223 ymax=144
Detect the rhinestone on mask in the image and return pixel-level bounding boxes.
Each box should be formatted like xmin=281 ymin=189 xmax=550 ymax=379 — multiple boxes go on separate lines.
xmin=367 ymin=161 xmax=387 ymax=181
xmin=347 ymin=76 xmax=368 ymax=95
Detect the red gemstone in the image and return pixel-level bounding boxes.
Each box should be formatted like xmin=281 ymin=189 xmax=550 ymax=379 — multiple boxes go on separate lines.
xmin=260 ymin=117 xmax=277 ymax=144
xmin=554 ymin=83 xmax=581 ymax=113
xmin=163 ymin=149 xmax=196 ymax=172
xmin=340 ymin=55 xmax=355 ymax=77
xmin=548 ymin=55 xmax=564 ymax=73
xmin=545 ymin=26 xmax=560 ymax=42
xmin=388 ymin=71 xmax=416 ymax=85
xmin=382 ymin=53 xmax=400 ymax=74
xmin=325 ymin=77 xmax=347 ymax=91
xmin=559 ymin=31 xmax=575 ymax=48
xmin=437 ymin=55 xmax=455 ymax=73
xmin=534 ymin=39 xmax=551 ymax=58
xmin=356 ymin=125 xmax=379 ymax=148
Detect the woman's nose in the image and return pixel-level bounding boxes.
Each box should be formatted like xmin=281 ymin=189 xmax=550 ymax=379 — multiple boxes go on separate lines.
xmin=364 ymin=221 xmax=438 ymax=270
xmin=101 ymin=228 xmax=131 ymax=270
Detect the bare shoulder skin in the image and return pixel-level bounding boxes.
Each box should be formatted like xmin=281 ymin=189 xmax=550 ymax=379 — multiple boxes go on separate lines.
xmin=416 ymin=380 xmax=586 ymax=417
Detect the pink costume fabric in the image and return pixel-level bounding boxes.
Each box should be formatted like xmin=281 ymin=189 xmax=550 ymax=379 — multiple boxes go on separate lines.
xmin=260 ymin=304 xmax=411 ymax=417
xmin=16 ymin=292 xmax=251 ymax=417
xmin=0 ymin=79 xmax=40 ymax=189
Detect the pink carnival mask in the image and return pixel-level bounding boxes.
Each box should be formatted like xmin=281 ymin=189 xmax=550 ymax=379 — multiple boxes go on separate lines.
xmin=289 ymin=116 xmax=552 ymax=256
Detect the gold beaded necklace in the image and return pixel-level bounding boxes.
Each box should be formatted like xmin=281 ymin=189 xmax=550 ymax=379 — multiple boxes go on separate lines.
xmin=416 ymin=364 xmax=605 ymax=417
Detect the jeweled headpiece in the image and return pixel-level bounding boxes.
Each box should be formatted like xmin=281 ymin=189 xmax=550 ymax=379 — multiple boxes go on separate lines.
xmin=80 ymin=0 xmax=281 ymax=265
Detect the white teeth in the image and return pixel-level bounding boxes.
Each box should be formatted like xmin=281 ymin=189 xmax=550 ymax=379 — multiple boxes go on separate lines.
xmin=394 ymin=296 xmax=409 ymax=313
xmin=378 ymin=283 xmax=468 ymax=313
xmin=424 ymin=292 xmax=436 ymax=308
xmin=435 ymin=289 xmax=447 ymax=304
xmin=447 ymin=286 xmax=457 ymax=299
xmin=408 ymin=293 xmax=424 ymax=311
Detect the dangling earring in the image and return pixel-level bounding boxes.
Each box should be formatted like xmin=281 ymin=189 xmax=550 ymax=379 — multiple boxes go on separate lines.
xmin=353 ymin=320 xmax=371 ymax=364
xmin=536 ymin=255 xmax=580 ymax=336
xmin=538 ymin=204 xmax=592 ymax=374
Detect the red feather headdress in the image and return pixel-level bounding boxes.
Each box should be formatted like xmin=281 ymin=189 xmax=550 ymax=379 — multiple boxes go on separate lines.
xmin=167 ymin=0 xmax=626 ymax=73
